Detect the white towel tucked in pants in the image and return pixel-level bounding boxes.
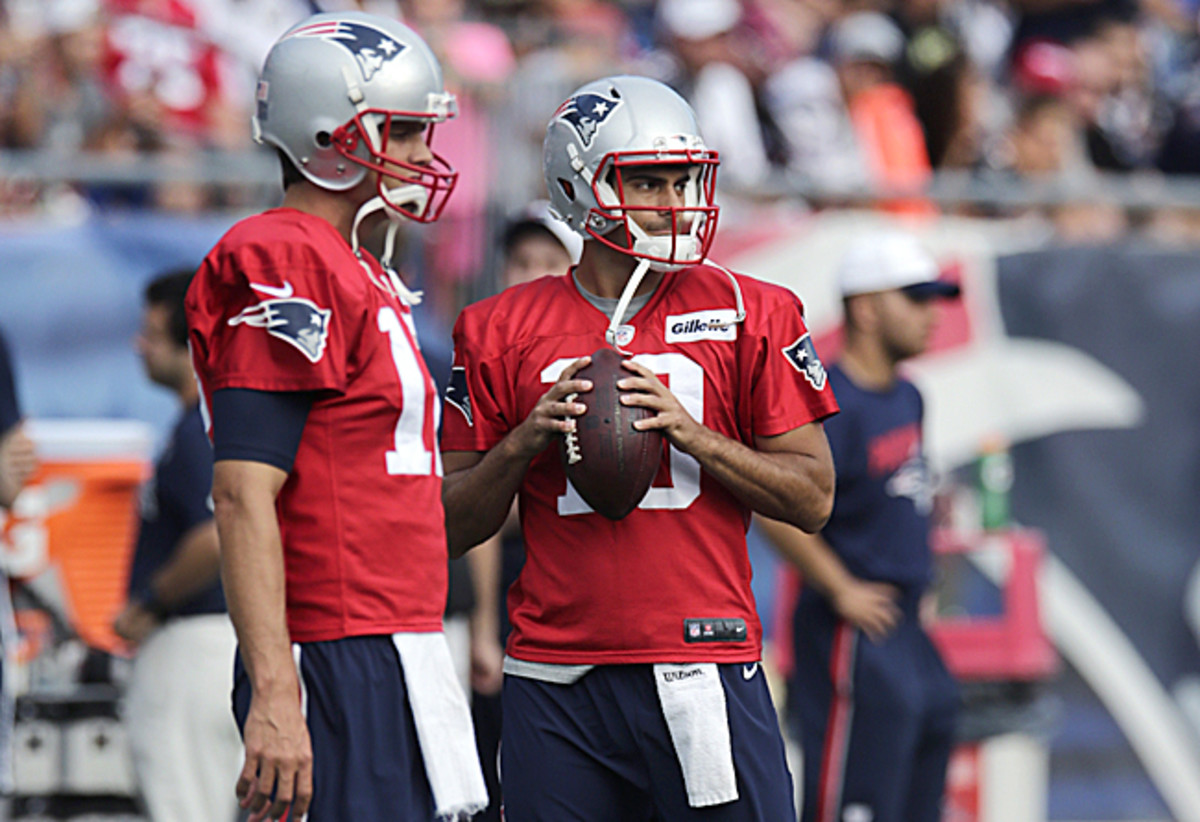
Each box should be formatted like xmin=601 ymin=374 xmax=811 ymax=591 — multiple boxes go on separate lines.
xmin=392 ymin=632 xmax=489 ymax=821
xmin=653 ymin=662 xmax=740 ymax=808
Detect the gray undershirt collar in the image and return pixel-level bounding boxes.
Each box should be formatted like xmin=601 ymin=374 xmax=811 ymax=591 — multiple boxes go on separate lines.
xmin=573 ymin=270 xmax=654 ymax=321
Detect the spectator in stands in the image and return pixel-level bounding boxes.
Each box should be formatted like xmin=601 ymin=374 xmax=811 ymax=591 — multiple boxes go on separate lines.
xmin=114 ymin=270 xmax=241 ymax=822
xmin=1079 ymin=13 xmax=1161 ymax=172
xmin=2 ymin=0 xmax=108 ymax=153
xmin=0 ymin=0 xmax=108 ymax=214
xmin=761 ymin=6 xmax=869 ymax=203
xmin=658 ymin=0 xmax=787 ymax=190
xmin=981 ymin=34 xmax=1131 ymax=239
xmin=905 ymin=26 xmax=989 ymax=171
xmin=829 ymin=10 xmax=936 ymax=214
xmin=492 ymin=0 xmax=633 ymax=212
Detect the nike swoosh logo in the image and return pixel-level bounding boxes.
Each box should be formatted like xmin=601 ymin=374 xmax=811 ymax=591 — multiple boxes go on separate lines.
xmin=249 ymin=281 xmax=294 ymax=299
xmin=742 ymin=662 xmax=758 ymax=680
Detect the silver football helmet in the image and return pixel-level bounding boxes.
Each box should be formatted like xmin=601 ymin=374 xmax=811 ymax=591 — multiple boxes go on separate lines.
xmin=543 ymin=75 xmax=719 ymax=270
xmin=253 ymin=12 xmax=457 ymax=222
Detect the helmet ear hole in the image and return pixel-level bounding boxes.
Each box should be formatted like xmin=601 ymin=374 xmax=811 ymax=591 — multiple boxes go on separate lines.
xmin=316 ymin=131 xmax=332 ymax=148
xmin=557 ymin=178 xmax=575 ymax=201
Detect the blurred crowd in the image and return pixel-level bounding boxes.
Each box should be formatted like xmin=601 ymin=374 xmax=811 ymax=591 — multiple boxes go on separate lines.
xmin=4 ymin=0 xmax=1200 ymax=271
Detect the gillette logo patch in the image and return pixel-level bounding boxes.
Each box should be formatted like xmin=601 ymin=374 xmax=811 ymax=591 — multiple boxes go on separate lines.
xmin=664 ymin=309 xmax=738 ymax=343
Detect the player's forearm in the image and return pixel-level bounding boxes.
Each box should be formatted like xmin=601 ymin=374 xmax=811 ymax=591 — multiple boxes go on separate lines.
xmin=212 ymin=462 xmax=297 ymax=696
xmin=147 ymin=520 xmax=222 ymax=609
xmin=442 ymin=436 xmax=535 ymax=557
xmin=684 ymin=426 xmax=834 ymax=531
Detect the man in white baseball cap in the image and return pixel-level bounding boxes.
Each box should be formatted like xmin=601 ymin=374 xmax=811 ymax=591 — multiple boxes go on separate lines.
xmin=838 ymin=229 xmax=961 ymax=300
xmin=764 ymin=227 xmax=961 ymax=822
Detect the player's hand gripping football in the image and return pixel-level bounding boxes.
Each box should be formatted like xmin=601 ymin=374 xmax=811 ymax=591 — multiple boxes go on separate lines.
xmin=616 ymin=360 xmax=705 ymax=451
xmin=512 ymin=355 xmax=593 ymax=458
xmin=239 ymin=687 xmax=313 ymax=821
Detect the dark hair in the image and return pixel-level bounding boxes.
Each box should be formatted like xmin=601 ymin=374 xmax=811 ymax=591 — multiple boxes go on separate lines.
xmin=144 ymin=269 xmax=196 ymax=348
xmin=277 ymin=148 xmax=305 ymax=190
xmin=502 ymin=220 xmax=564 ymax=256
xmin=904 ymin=27 xmax=972 ymax=169
xmin=1015 ymin=93 xmax=1066 ymax=126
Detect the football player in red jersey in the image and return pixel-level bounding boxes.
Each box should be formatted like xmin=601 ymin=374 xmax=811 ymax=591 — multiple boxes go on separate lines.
xmin=185 ymin=13 xmax=485 ymax=822
xmin=441 ymin=75 xmax=839 ymax=820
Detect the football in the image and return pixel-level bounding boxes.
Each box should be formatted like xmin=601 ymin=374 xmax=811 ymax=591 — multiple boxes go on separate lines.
xmin=560 ymin=347 xmax=663 ymax=519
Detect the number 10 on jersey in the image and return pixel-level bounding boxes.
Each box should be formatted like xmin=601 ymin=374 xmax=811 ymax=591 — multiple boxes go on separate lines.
xmin=541 ymin=352 xmax=702 ymax=516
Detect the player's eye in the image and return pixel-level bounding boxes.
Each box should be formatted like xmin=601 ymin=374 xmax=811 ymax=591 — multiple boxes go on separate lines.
xmin=388 ymin=121 xmax=425 ymax=142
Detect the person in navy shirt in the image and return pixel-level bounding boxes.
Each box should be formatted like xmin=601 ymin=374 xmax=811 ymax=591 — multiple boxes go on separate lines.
xmin=113 ymin=270 xmax=241 ymax=822
xmin=763 ymin=231 xmax=962 ymax=822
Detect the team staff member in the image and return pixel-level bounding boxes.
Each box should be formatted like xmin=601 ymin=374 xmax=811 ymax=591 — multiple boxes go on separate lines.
xmin=186 ymin=12 xmax=485 ymax=821
xmin=441 ymin=75 xmax=838 ymax=820
xmin=115 ymin=270 xmax=241 ymax=822
xmin=768 ymin=230 xmax=961 ymax=822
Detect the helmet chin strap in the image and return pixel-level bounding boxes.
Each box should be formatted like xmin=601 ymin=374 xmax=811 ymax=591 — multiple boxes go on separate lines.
xmin=350 ymin=191 xmax=426 ymax=305
xmin=341 ymin=65 xmax=428 ymax=305
xmin=603 ymin=254 xmax=749 ymax=354
xmin=605 ymin=257 xmax=652 ymax=353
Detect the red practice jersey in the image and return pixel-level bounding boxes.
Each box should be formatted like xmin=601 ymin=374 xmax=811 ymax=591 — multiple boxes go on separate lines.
xmin=442 ymin=264 xmax=838 ymax=664
xmin=187 ymin=208 xmax=447 ymax=643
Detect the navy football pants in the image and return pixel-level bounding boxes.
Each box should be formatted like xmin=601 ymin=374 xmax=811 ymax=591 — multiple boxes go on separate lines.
xmin=233 ymin=635 xmax=436 ymax=821
xmin=501 ymin=663 xmax=796 ymax=821
xmin=789 ymin=593 xmax=959 ymax=822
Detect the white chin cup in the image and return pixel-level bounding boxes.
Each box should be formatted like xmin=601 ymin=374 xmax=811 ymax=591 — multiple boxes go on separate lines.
xmin=381 ymin=182 xmax=429 ymax=218
xmin=632 ymin=234 xmax=701 ymax=271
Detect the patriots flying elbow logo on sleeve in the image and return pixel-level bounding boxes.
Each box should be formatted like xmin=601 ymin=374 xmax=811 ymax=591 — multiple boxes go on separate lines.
xmin=445 ymin=365 xmax=473 ymax=426
xmin=553 ymin=92 xmax=621 ymax=149
xmin=783 ymin=333 xmax=828 ymax=391
xmin=285 ymin=20 xmax=406 ymax=81
xmin=229 ymin=290 xmax=332 ymax=364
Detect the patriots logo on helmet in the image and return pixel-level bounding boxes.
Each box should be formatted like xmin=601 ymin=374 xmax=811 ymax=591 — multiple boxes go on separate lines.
xmin=445 ymin=365 xmax=473 ymax=426
xmin=782 ymin=332 xmax=828 ymax=391
xmin=229 ymin=297 xmax=332 ymax=363
xmin=553 ymin=92 xmax=622 ymax=149
xmin=286 ymin=20 xmax=407 ymax=82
